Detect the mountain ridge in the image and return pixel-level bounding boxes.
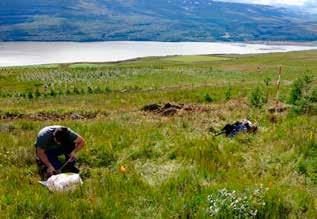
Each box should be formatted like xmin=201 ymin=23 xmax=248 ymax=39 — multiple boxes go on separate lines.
xmin=0 ymin=0 xmax=316 ymax=42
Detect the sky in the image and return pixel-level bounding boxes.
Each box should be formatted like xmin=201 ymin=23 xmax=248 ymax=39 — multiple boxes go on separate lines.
xmin=218 ymin=0 xmax=314 ymax=6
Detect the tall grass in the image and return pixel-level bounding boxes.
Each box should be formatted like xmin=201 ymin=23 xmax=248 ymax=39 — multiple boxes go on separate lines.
xmin=0 ymin=51 xmax=317 ymax=218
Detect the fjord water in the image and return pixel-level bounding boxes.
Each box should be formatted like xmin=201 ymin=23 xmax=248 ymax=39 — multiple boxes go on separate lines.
xmin=0 ymin=41 xmax=316 ymax=67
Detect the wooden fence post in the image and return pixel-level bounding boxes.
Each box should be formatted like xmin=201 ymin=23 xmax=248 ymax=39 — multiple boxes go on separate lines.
xmin=275 ymin=66 xmax=282 ymax=114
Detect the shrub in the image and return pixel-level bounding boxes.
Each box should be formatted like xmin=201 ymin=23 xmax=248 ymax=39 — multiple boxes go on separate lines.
xmin=104 ymin=87 xmax=112 ymax=93
xmin=73 ymin=87 xmax=80 ymax=95
xmin=34 ymin=89 xmax=41 ymax=98
xmin=289 ymin=74 xmax=314 ymax=105
xmin=58 ymin=89 xmax=64 ymax=96
xmin=87 ymin=86 xmax=93 ymax=94
xmin=288 ymin=75 xmax=316 ymax=114
xmin=204 ymin=93 xmax=213 ymax=103
xmin=49 ymin=89 xmax=56 ymax=97
xmin=288 ymin=79 xmax=304 ymax=105
xmin=249 ymin=87 xmax=265 ymax=108
xmin=94 ymin=86 xmax=102 ymax=94
xmin=225 ymin=85 xmax=232 ymax=100
xmin=303 ymin=73 xmax=313 ymax=85
xmin=66 ymin=88 xmax=71 ymax=95
xmin=80 ymin=88 xmax=86 ymax=94
xmin=310 ymin=87 xmax=317 ymax=103
xmin=264 ymin=77 xmax=272 ymax=87
xmin=27 ymin=91 xmax=33 ymax=99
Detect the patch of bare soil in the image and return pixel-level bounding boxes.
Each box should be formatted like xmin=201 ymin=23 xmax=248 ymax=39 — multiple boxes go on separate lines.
xmin=266 ymin=103 xmax=290 ymax=124
xmin=225 ymin=99 xmax=250 ymax=111
xmin=142 ymin=103 xmax=207 ymax=116
xmin=0 ymin=111 xmax=108 ymax=121
xmin=268 ymin=104 xmax=290 ymax=114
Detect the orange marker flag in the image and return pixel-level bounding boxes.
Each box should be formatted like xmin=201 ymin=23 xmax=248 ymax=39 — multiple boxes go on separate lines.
xmin=119 ymin=165 xmax=126 ymax=173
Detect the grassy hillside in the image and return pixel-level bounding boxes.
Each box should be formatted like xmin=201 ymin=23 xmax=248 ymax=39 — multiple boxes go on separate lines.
xmin=0 ymin=51 xmax=317 ymax=218
xmin=1 ymin=0 xmax=317 ymax=42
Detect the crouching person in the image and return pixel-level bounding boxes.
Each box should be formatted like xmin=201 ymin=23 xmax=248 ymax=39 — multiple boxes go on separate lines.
xmin=35 ymin=125 xmax=85 ymax=180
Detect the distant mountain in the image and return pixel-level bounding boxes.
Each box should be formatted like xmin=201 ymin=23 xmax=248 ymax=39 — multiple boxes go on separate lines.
xmin=0 ymin=0 xmax=316 ymax=42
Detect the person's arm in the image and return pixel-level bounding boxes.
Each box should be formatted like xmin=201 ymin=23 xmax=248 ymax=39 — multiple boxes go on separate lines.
xmin=37 ymin=148 xmax=55 ymax=174
xmin=69 ymin=136 xmax=85 ymax=161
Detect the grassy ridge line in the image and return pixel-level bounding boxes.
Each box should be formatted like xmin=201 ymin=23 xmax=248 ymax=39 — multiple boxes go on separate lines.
xmin=0 ymin=54 xmax=230 ymax=69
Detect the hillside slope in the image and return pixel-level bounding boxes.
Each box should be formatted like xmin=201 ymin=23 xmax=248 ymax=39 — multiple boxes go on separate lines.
xmin=0 ymin=0 xmax=316 ymax=41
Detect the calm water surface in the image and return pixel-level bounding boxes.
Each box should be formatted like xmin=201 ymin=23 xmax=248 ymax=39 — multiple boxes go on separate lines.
xmin=0 ymin=41 xmax=316 ymax=67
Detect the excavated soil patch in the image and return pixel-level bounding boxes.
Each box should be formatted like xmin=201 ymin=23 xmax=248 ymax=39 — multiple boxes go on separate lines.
xmin=142 ymin=103 xmax=207 ymax=116
xmin=0 ymin=111 xmax=108 ymax=121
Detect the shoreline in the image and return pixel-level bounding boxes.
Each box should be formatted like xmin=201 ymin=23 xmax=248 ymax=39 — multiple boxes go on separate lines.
xmin=1 ymin=40 xmax=317 ymax=46
xmin=1 ymin=41 xmax=317 ymax=67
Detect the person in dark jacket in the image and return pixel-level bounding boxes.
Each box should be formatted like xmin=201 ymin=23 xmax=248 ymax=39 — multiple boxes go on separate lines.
xmin=35 ymin=125 xmax=85 ymax=180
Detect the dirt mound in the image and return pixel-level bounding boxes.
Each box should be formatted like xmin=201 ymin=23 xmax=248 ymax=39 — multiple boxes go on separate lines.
xmin=142 ymin=103 xmax=206 ymax=116
xmin=28 ymin=112 xmax=98 ymax=121
xmin=0 ymin=111 xmax=107 ymax=121
xmin=268 ymin=105 xmax=290 ymax=113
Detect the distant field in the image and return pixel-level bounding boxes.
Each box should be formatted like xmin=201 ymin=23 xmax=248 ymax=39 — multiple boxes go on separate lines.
xmin=161 ymin=55 xmax=231 ymax=63
xmin=0 ymin=51 xmax=317 ymax=218
xmin=69 ymin=63 xmax=115 ymax=68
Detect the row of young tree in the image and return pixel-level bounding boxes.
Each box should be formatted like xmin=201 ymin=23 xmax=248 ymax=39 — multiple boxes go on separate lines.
xmin=249 ymin=74 xmax=317 ymax=114
xmin=1 ymin=74 xmax=316 ymax=115
xmin=0 ymin=86 xmax=112 ymax=99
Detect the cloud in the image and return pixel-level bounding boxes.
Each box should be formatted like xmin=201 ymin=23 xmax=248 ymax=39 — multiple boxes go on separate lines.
xmin=216 ymin=0 xmax=317 ymax=13
xmin=305 ymin=0 xmax=317 ymax=7
xmin=304 ymin=1 xmax=317 ymax=13
xmin=216 ymin=0 xmax=308 ymax=6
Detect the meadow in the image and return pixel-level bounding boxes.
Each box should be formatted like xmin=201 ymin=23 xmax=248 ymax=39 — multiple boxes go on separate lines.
xmin=0 ymin=51 xmax=317 ymax=218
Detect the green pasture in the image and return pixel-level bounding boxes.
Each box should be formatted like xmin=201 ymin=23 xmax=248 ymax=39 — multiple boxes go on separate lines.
xmin=161 ymin=55 xmax=230 ymax=63
xmin=0 ymin=51 xmax=317 ymax=218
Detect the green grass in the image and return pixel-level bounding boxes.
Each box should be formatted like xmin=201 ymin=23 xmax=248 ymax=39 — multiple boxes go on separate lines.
xmin=0 ymin=52 xmax=317 ymax=218
xmin=69 ymin=63 xmax=115 ymax=68
xmin=161 ymin=55 xmax=230 ymax=63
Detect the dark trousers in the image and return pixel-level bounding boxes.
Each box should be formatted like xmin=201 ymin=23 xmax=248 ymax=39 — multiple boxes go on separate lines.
xmin=36 ymin=145 xmax=78 ymax=180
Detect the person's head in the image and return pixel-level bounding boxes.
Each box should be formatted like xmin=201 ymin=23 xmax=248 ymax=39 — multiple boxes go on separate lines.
xmin=53 ymin=127 xmax=69 ymax=144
